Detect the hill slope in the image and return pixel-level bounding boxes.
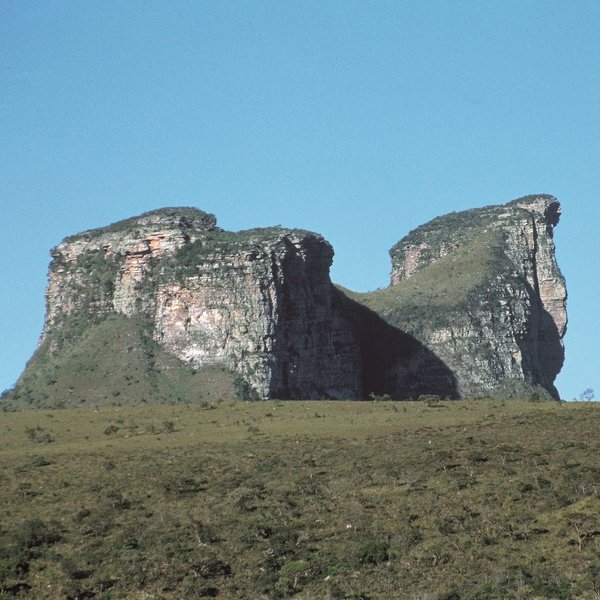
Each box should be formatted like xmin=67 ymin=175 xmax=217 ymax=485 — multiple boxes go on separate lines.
xmin=3 ymin=314 xmax=235 ymax=409
xmin=1 ymin=400 xmax=599 ymax=598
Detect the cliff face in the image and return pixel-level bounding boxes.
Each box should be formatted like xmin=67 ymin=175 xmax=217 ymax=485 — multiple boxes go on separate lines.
xmin=370 ymin=195 xmax=567 ymax=398
xmin=8 ymin=195 xmax=567 ymax=407
xmin=41 ymin=208 xmax=361 ymax=400
xmin=44 ymin=208 xmax=220 ymax=338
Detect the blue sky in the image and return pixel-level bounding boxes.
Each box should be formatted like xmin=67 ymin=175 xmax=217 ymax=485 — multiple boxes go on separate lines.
xmin=2 ymin=1 xmax=598 ymax=400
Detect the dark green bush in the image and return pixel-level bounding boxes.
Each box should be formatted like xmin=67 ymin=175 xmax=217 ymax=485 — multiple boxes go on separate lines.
xmin=233 ymin=374 xmax=259 ymax=401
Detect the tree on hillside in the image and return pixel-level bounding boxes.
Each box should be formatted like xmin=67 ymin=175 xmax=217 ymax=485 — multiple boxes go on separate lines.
xmin=578 ymin=388 xmax=595 ymax=401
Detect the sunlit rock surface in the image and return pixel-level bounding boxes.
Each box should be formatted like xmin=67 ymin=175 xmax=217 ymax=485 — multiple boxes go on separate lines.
xmin=374 ymin=195 xmax=566 ymax=398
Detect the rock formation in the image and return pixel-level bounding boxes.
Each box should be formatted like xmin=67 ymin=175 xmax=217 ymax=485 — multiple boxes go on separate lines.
xmin=356 ymin=194 xmax=567 ymax=399
xmin=40 ymin=208 xmax=363 ymax=400
xmin=5 ymin=194 xmax=567 ymax=407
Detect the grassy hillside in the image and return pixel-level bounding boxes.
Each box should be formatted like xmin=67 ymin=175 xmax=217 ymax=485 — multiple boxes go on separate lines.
xmin=2 ymin=400 xmax=600 ymax=599
xmin=348 ymin=229 xmax=509 ymax=334
xmin=4 ymin=314 xmax=235 ymax=410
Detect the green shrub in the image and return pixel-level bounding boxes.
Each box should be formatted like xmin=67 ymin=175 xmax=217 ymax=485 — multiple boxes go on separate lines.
xmin=24 ymin=426 xmax=55 ymax=443
xmin=233 ymin=374 xmax=259 ymax=401
xmin=13 ymin=519 xmax=61 ymax=552
xmin=162 ymin=419 xmax=175 ymax=433
xmin=357 ymin=536 xmax=390 ymax=565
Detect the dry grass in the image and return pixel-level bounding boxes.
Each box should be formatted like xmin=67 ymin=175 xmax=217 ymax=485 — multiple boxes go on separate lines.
xmin=2 ymin=399 xmax=600 ymax=599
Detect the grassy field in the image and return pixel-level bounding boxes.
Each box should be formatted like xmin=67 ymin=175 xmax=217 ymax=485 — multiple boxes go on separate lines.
xmin=2 ymin=399 xmax=600 ymax=599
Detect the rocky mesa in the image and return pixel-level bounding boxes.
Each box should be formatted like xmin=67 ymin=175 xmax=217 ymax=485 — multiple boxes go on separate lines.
xmin=36 ymin=209 xmax=363 ymax=402
xmin=354 ymin=194 xmax=567 ymax=399
xmin=5 ymin=195 xmax=567 ymax=407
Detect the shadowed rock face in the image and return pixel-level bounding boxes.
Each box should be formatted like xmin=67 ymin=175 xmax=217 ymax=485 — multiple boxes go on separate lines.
xmin=333 ymin=290 xmax=458 ymax=399
xmin=380 ymin=194 xmax=567 ymax=398
xmin=10 ymin=195 xmax=567 ymax=404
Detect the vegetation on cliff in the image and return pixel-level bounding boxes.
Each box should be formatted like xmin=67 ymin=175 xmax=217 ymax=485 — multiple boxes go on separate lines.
xmin=4 ymin=314 xmax=235 ymax=410
xmin=353 ymin=229 xmax=509 ymax=331
xmin=62 ymin=207 xmax=218 ymax=243
xmin=389 ymin=193 xmax=557 ymax=271
xmin=156 ymin=227 xmax=328 ymax=283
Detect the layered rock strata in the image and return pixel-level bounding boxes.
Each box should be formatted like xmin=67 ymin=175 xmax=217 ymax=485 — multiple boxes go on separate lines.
xmin=380 ymin=194 xmax=567 ymax=398
xmin=10 ymin=195 xmax=567 ymax=405
xmin=42 ymin=208 xmax=361 ymax=399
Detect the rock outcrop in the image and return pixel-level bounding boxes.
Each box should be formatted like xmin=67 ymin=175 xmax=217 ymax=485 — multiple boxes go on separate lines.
xmin=6 ymin=195 xmax=567 ymax=407
xmin=356 ymin=194 xmax=567 ymax=399
xmin=40 ymin=208 xmax=362 ymax=400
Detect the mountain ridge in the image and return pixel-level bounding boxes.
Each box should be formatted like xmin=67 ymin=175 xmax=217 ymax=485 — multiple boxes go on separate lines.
xmin=3 ymin=194 xmax=567 ymax=408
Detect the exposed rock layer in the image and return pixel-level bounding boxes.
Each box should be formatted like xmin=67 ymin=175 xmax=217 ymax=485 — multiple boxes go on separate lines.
xmin=42 ymin=208 xmax=362 ymax=399
xmin=9 ymin=195 xmax=567 ymax=405
xmin=378 ymin=194 xmax=567 ymax=398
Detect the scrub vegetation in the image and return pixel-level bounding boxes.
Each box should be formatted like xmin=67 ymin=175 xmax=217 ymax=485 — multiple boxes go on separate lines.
xmin=4 ymin=315 xmax=236 ymax=410
xmin=345 ymin=229 xmax=509 ymax=334
xmin=2 ymin=399 xmax=600 ymax=599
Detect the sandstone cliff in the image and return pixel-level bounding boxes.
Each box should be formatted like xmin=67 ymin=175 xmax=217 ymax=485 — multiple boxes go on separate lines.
xmin=5 ymin=195 xmax=567 ymax=407
xmin=35 ymin=208 xmax=362 ymax=401
xmin=355 ymin=194 xmax=567 ymax=399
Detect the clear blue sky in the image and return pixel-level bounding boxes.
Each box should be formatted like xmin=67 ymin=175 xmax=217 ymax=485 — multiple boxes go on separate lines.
xmin=2 ymin=1 xmax=598 ymax=400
